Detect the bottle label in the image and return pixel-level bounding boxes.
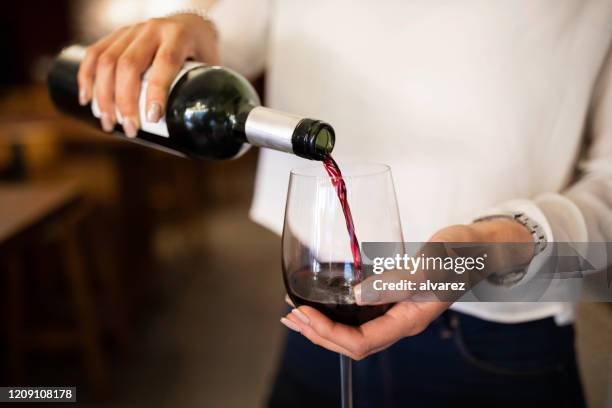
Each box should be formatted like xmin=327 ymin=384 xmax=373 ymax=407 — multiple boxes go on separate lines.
xmin=91 ymin=61 xmax=205 ymax=138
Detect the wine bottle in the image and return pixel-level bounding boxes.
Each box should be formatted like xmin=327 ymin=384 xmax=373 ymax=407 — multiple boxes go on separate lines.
xmin=47 ymin=45 xmax=335 ymax=161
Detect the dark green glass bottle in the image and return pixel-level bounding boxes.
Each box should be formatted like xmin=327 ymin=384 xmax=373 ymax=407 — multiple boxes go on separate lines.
xmin=48 ymin=45 xmax=335 ymax=160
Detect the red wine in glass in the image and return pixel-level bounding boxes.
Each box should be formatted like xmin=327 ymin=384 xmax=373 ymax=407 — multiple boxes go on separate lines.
xmin=285 ymin=263 xmax=392 ymax=326
xmin=285 ymin=156 xmax=391 ymax=326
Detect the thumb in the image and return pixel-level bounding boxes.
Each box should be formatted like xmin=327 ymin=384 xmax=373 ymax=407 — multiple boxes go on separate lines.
xmin=354 ymin=269 xmax=414 ymax=305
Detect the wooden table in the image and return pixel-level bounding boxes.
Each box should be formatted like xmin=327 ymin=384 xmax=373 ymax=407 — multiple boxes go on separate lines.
xmin=0 ymin=181 xmax=81 ymax=245
xmin=0 ymin=180 xmax=108 ymax=393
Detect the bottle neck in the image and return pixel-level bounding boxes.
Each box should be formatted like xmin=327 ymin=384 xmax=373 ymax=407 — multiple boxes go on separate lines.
xmin=244 ymin=107 xmax=335 ymax=160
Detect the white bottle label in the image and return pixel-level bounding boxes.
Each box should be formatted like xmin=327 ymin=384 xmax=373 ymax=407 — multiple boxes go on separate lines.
xmin=91 ymin=61 xmax=205 ymax=138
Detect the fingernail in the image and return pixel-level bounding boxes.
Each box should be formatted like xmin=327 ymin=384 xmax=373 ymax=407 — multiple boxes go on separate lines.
xmin=291 ymin=308 xmax=310 ymax=325
xmin=354 ymin=284 xmax=363 ymax=304
xmin=280 ymin=317 xmax=300 ymax=333
xmin=79 ymin=88 xmax=88 ymax=106
xmin=100 ymin=113 xmax=114 ymax=132
xmin=284 ymin=295 xmax=295 ymax=307
xmin=363 ymin=288 xmax=381 ymax=303
xmin=146 ymin=102 xmax=162 ymax=123
xmin=123 ymin=117 xmax=138 ymax=138
xmin=355 ymin=283 xmax=380 ymax=305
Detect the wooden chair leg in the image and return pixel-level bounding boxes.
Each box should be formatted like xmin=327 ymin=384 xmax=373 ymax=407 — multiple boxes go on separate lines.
xmin=6 ymin=249 xmax=25 ymax=384
xmin=60 ymin=225 xmax=108 ymax=394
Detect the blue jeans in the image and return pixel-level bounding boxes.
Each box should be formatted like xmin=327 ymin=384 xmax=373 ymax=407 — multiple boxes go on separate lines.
xmin=267 ymin=309 xmax=585 ymax=407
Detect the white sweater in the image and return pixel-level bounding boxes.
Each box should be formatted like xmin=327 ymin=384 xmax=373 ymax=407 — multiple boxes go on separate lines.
xmin=209 ymin=0 xmax=612 ymax=324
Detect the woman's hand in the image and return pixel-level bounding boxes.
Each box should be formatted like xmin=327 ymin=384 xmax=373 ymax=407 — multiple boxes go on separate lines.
xmin=77 ymin=14 xmax=218 ymax=137
xmin=281 ymin=219 xmax=534 ymax=360
xmin=283 ymin=296 xmax=449 ymax=361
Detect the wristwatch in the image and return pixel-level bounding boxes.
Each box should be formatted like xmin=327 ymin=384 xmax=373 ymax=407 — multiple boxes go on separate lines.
xmin=473 ymin=212 xmax=548 ymax=286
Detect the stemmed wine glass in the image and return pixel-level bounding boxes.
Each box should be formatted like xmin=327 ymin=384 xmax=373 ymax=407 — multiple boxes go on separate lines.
xmin=282 ymin=162 xmax=404 ymax=408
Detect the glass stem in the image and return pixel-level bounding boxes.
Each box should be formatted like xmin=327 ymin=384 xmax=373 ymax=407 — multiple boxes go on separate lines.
xmin=339 ymin=354 xmax=353 ymax=408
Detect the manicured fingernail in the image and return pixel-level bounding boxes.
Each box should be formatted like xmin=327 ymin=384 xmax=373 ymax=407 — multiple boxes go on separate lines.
xmin=284 ymin=295 xmax=295 ymax=307
xmin=79 ymin=88 xmax=88 ymax=105
xmin=146 ymin=102 xmax=162 ymax=123
xmin=123 ymin=117 xmax=138 ymax=138
xmin=280 ymin=317 xmax=300 ymax=333
xmin=100 ymin=113 xmax=114 ymax=132
xmin=354 ymin=284 xmax=363 ymax=304
xmin=291 ymin=308 xmax=310 ymax=325
xmin=355 ymin=283 xmax=380 ymax=305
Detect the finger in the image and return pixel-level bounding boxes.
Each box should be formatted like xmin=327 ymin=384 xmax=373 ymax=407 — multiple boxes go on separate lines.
xmin=283 ymin=312 xmax=357 ymax=359
xmin=94 ymin=27 xmax=138 ymax=133
xmin=307 ymin=308 xmax=395 ymax=357
xmin=356 ymin=303 xmax=426 ymax=348
xmin=115 ymin=26 xmax=160 ymax=135
xmin=77 ymin=27 xmax=128 ymax=106
xmin=356 ymin=242 xmax=469 ymax=305
xmin=284 ymin=294 xmax=295 ymax=307
xmin=360 ymin=301 xmax=448 ymax=342
xmin=354 ymin=269 xmax=414 ymax=305
xmin=301 ymin=302 xmax=443 ymax=358
xmin=292 ymin=306 xmax=374 ymax=359
xmin=145 ymin=26 xmax=194 ymax=123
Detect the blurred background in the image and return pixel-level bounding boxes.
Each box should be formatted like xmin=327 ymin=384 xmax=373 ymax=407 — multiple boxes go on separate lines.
xmin=0 ymin=0 xmax=285 ymax=406
xmin=0 ymin=0 xmax=610 ymax=407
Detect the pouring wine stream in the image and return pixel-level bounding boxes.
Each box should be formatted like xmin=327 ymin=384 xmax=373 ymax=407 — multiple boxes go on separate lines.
xmin=322 ymin=155 xmax=362 ymax=277
xmin=322 ymin=155 xmax=359 ymax=408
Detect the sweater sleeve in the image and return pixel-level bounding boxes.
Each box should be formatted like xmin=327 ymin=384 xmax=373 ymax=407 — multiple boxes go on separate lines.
xmin=477 ymin=45 xmax=612 ymax=284
xmin=559 ymin=45 xmax=612 ymax=244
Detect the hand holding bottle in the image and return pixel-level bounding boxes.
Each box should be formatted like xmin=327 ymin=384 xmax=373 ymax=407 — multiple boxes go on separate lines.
xmin=50 ymin=15 xmax=334 ymax=160
xmin=76 ymin=14 xmax=219 ymax=136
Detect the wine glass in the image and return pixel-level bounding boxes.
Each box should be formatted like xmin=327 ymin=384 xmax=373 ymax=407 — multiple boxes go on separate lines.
xmin=282 ymin=161 xmax=404 ymax=408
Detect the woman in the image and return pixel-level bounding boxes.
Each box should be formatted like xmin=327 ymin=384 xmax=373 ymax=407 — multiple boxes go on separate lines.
xmin=77 ymin=1 xmax=612 ymax=406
